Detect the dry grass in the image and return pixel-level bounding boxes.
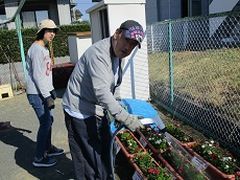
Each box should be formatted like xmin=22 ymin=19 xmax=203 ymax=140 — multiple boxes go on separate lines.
xmin=148 ymin=48 xmax=240 ymax=107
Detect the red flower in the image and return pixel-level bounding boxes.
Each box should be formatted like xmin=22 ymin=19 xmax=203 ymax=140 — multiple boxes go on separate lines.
xmin=235 ymin=171 xmax=240 ymax=177
xmin=210 ymin=153 xmax=217 ymax=160
xmin=148 ymin=168 xmax=160 ymax=175
xmin=178 ymin=166 xmax=183 ymax=174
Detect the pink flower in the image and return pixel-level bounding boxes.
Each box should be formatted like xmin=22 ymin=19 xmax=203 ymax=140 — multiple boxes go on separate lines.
xmin=148 ymin=168 xmax=160 ymax=175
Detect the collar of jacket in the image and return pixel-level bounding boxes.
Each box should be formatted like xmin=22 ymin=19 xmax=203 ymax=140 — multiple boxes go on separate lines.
xmin=110 ymin=36 xmax=115 ymax=58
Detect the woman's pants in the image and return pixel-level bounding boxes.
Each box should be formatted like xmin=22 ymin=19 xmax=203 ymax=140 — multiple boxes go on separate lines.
xmin=27 ymin=94 xmax=53 ymax=159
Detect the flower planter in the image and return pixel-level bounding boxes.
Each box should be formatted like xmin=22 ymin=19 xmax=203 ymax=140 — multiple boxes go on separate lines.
xmin=52 ymin=62 xmax=75 ymax=89
xmin=183 ymin=141 xmax=240 ymax=180
xmin=144 ymin=132 xmax=210 ymax=179
xmin=181 ymin=141 xmax=197 ymax=147
xmin=166 ymin=123 xmax=196 ymax=146
xmin=135 ymin=128 xmax=184 ymax=180
xmin=162 ymin=149 xmax=210 ymax=180
xmin=155 ymin=153 xmax=184 ymax=180
xmin=115 ymin=129 xmax=147 ymax=158
xmin=136 ymin=127 xmax=171 ymax=154
xmin=131 ymin=152 xmax=173 ymax=180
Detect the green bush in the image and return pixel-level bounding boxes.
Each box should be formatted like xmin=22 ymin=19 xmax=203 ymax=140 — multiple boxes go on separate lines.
xmin=0 ymin=24 xmax=90 ymax=64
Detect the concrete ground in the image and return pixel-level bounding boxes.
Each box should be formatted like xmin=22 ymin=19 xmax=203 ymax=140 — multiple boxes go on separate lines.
xmin=0 ymin=90 xmax=132 ymax=180
xmin=0 ymin=91 xmax=74 ymax=180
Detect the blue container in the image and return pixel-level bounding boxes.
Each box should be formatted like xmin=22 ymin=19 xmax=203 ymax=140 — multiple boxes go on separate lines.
xmin=121 ymin=98 xmax=157 ymax=118
xmin=110 ymin=99 xmax=165 ymax=133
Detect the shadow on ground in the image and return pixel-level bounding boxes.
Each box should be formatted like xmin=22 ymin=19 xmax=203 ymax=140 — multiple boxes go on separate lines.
xmin=0 ymin=124 xmax=75 ymax=180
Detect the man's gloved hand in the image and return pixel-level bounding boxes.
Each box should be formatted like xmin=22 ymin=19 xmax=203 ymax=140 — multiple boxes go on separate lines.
xmin=50 ymin=89 xmax=57 ymax=100
xmin=45 ymin=96 xmax=55 ymax=109
xmin=122 ymin=115 xmax=144 ymax=132
xmin=159 ymin=127 xmax=167 ymax=134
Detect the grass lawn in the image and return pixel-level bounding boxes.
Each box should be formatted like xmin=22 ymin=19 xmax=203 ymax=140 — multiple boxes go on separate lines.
xmin=148 ymin=48 xmax=240 ymax=113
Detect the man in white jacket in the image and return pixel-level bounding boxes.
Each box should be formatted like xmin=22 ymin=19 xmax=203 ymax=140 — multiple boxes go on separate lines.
xmin=63 ymin=20 xmax=145 ymax=179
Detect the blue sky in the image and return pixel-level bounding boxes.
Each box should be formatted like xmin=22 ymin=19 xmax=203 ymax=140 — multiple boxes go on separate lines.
xmin=76 ymin=0 xmax=96 ymax=21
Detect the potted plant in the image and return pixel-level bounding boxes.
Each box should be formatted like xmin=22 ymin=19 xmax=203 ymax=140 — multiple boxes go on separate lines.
xmin=116 ymin=129 xmax=146 ymax=157
xmin=166 ymin=123 xmax=195 ymax=146
xmin=186 ymin=140 xmax=240 ymax=179
xmin=162 ymin=149 xmax=208 ymax=180
xmin=132 ymin=152 xmax=172 ymax=180
xmin=136 ymin=127 xmax=170 ymax=154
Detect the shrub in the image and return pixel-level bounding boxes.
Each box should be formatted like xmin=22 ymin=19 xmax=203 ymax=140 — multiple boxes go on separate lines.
xmin=0 ymin=24 xmax=90 ymax=64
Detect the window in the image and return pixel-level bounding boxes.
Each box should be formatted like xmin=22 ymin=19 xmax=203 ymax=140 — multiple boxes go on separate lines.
xmin=36 ymin=10 xmax=48 ymax=25
xmin=21 ymin=10 xmax=48 ymax=28
xmin=182 ymin=0 xmax=188 ymax=17
xmin=99 ymin=9 xmax=109 ymax=39
xmin=0 ymin=14 xmax=7 ymax=29
xmin=192 ymin=0 xmax=202 ymax=16
xmin=22 ymin=11 xmax=35 ymax=28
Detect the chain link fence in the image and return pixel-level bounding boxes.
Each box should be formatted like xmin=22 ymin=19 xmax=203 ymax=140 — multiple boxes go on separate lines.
xmin=0 ymin=45 xmax=25 ymax=91
xmin=0 ymin=1 xmax=26 ymax=93
xmin=147 ymin=11 xmax=240 ymax=154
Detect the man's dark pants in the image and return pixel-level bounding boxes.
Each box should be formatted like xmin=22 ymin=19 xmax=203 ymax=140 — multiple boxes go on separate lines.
xmin=64 ymin=111 xmax=113 ymax=180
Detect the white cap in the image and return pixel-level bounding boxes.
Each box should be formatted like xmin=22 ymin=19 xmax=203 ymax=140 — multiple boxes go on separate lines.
xmin=37 ymin=19 xmax=59 ymax=34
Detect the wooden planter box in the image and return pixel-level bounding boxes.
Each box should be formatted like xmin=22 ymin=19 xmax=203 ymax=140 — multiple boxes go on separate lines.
xmin=183 ymin=144 xmax=240 ymax=180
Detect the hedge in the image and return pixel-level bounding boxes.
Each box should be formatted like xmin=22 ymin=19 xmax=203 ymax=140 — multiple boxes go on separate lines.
xmin=0 ymin=23 xmax=90 ymax=64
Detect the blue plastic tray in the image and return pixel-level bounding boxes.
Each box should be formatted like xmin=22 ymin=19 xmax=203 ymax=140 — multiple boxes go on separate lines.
xmin=121 ymin=98 xmax=157 ymax=118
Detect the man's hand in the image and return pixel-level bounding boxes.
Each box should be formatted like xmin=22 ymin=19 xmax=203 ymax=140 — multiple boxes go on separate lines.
xmin=45 ymin=96 xmax=55 ymax=109
xmin=160 ymin=127 xmax=167 ymax=134
xmin=122 ymin=115 xmax=144 ymax=132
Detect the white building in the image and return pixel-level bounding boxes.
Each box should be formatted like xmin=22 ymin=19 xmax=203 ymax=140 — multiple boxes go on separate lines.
xmin=145 ymin=0 xmax=240 ymax=24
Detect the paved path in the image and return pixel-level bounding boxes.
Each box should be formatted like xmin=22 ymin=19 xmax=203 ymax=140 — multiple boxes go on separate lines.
xmin=0 ymin=91 xmax=75 ymax=180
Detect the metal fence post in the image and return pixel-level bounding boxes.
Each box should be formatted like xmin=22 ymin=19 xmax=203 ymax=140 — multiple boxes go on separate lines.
xmin=168 ymin=21 xmax=174 ymax=103
xmin=150 ymin=24 xmax=154 ymax=52
xmin=15 ymin=14 xmax=27 ymax=81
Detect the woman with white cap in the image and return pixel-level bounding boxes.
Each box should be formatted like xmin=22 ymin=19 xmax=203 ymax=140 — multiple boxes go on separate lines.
xmin=25 ymin=19 xmax=64 ymax=167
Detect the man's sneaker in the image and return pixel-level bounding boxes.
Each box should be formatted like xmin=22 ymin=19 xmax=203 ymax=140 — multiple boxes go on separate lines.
xmin=47 ymin=145 xmax=64 ymax=157
xmin=32 ymin=156 xmax=57 ymax=168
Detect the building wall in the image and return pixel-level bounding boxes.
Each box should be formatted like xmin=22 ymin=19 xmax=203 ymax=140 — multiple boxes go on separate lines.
xmin=88 ymin=0 xmax=150 ymax=100
xmin=89 ymin=10 xmax=102 ymax=43
xmin=145 ymin=0 xmax=240 ymax=24
xmin=49 ymin=3 xmax=60 ymax=25
xmin=209 ymin=0 xmax=239 ymax=36
xmin=4 ymin=0 xmax=18 ymax=29
xmin=158 ymin=0 xmax=181 ymax=21
xmin=145 ymin=0 xmax=158 ymax=25
xmin=68 ymin=32 xmax=92 ymax=63
xmin=106 ymin=2 xmax=150 ymax=100
xmin=57 ymin=0 xmax=72 ymax=25
xmin=2 ymin=0 xmax=73 ymax=29
xmin=145 ymin=0 xmax=182 ymax=24
xmin=209 ymin=0 xmax=239 ymax=14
